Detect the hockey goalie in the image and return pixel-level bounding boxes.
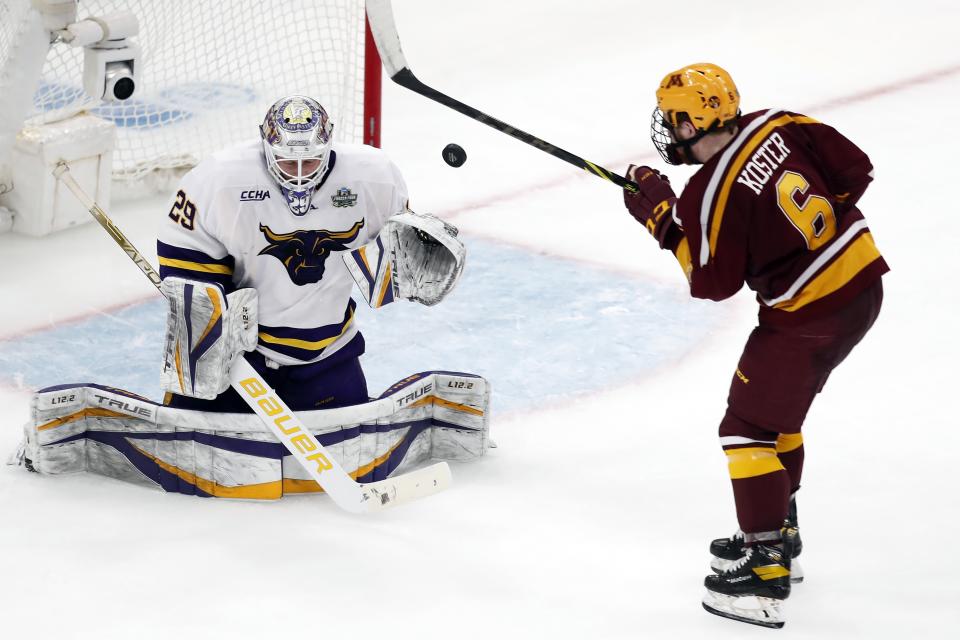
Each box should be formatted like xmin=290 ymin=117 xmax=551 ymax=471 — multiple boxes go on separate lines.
xmin=19 ymin=95 xmax=490 ymax=499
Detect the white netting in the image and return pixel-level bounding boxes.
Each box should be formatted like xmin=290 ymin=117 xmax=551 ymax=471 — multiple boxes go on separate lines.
xmin=0 ymin=0 xmax=45 ymax=196
xmin=3 ymin=0 xmax=368 ymax=182
xmin=0 ymin=1 xmax=33 ymax=63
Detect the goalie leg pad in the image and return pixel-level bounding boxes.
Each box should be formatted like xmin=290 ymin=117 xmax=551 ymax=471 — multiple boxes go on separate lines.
xmin=160 ymin=277 xmax=258 ymax=400
xmin=282 ymin=371 xmax=491 ymax=485
xmin=23 ymin=372 xmax=490 ymax=499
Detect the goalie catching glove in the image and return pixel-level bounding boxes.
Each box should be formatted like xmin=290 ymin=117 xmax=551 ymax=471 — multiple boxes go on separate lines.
xmin=159 ymin=277 xmax=259 ymax=400
xmin=343 ymin=209 xmax=465 ymax=307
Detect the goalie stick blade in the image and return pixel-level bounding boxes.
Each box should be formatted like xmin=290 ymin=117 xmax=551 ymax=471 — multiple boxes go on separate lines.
xmin=702 ymin=591 xmax=786 ymax=629
xmin=360 ymin=462 xmax=452 ymax=513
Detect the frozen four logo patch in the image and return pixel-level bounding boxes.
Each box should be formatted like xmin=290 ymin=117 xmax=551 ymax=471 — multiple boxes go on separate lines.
xmin=331 ymin=187 xmax=358 ymax=207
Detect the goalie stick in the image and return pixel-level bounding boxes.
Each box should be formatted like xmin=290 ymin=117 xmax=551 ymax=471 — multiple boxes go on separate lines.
xmin=52 ymin=161 xmax=451 ymax=514
xmin=365 ymin=0 xmax=640 ymax=193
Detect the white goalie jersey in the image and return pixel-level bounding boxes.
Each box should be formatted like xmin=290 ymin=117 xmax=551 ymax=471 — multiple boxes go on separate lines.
xmin=157 ymin=140 xmax=408 ymax=366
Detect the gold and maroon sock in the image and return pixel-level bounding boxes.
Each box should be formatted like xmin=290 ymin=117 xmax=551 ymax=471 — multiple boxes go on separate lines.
xmin=776 ymin=433 xmax=804 ymax=495
xmin=724 ymin=445 xmax=791 ymax=537
xmin=720 ymin=410 xmax=793 ymax=538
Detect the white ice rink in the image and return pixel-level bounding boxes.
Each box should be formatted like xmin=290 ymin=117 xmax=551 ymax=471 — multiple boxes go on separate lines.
xmin=1 ymin=1 xmax=958 ymax=637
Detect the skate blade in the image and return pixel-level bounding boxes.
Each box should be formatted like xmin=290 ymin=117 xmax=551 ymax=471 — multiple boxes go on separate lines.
xmin=702 ymin=590 xmax=785 ymax=629
xmin=790 ymin=559 xmax=804 ymax=583
xmin=711 ymin=556 xmax=804 ymax=584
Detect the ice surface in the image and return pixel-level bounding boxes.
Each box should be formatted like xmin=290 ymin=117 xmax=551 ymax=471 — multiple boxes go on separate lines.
xmin=0 ymin=1 xmax=958 ymax=638
xmin=0 ymin=239 xmax=714 ymax=410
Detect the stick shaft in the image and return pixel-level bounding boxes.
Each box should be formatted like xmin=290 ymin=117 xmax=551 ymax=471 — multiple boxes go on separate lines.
xmin=54 ymin=162 xmax=163 ymax=288
xmin=395 ymin=69 xmax=638 ymax=192
xmin=364 ymin=0 xmax=638 ymax=192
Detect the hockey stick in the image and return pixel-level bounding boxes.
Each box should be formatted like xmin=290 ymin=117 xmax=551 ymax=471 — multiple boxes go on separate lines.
xmin=52 ymin=161 xmax=451 ymax=513
xmin=365 ymin=0 xmax=639 ymax=193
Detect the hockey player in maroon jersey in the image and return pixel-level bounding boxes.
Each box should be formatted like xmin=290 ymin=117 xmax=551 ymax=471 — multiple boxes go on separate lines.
xmin=622 ymin=63 xmax=887 ymax=628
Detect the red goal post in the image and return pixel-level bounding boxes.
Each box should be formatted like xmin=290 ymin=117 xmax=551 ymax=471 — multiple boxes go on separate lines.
xmin=364 ymin=13 xmax=382 ymax=148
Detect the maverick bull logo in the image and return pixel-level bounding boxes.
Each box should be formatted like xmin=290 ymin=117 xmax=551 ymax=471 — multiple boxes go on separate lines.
xmin=259 ymin=220 xmax=364 ymax=285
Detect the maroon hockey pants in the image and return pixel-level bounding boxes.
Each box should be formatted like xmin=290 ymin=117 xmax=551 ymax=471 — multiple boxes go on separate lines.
xmin=719 ymin=279 xmax=884 ymax=537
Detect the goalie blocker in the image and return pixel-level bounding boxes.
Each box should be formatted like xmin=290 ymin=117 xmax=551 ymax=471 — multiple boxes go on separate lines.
xmin=21 ymin=371 xmax=490 ymax=500
xmin=160 ymin=276 xmax=258 ymax=400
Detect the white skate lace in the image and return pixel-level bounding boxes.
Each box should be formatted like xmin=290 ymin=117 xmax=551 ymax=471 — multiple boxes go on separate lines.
xmin=722 ymin=546 xmax=753 ymax=573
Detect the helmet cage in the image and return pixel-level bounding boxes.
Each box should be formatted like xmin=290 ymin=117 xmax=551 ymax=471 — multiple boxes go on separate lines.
xmin=264 ymin=150 xmax=329 ymax=189
xmin=650 ymin=107 xmax=740 ymax=166
xmin=651 ymin=107 xmax=683 ymax=165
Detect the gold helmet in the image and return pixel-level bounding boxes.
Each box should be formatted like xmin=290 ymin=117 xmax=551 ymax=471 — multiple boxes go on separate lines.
xmin=650 ymin=63 xmax=740 ymax=165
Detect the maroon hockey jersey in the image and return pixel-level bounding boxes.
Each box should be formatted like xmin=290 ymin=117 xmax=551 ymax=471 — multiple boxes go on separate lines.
xmin=661 ymin=109 xmax=888 ymax=324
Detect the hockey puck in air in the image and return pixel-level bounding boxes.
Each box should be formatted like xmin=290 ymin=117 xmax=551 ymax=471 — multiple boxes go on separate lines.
xmin=442 ymin=143 xmax=467 ymax=167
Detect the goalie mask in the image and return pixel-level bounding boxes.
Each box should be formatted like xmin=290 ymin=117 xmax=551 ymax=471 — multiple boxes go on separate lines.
xmin=260 ymin=95 xmax=334 ymax=215
xmin=651 ymin=63 xmax=740 ymax=165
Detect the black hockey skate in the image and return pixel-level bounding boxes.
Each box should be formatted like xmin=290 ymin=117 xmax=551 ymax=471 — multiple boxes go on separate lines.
xmin=710 ymin=498 xmax=803 ymax=583
xmin=702 ymin=537 xmax=794 ymax=629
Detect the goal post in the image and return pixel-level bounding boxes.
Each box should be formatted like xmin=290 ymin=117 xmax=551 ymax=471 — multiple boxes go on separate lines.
xmin=363 ymin=14 xmax=382 ymax=148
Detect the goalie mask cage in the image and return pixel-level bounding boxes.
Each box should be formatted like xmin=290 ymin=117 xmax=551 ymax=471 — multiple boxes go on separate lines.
xmin=0 ymin=0 xmax=381 ymax=184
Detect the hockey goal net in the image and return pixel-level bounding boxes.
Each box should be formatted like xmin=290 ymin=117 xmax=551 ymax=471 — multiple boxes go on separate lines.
xmin=1 ymin=0 xmax=380 ymax=184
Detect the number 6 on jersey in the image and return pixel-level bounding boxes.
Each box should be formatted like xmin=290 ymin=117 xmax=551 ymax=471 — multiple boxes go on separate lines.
xmin=775 ymin=171 xmax=836 ymax=250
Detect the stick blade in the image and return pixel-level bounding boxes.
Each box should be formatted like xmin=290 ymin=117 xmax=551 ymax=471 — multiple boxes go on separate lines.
xmin=360 ymin=462 xmax=452 ymax=513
